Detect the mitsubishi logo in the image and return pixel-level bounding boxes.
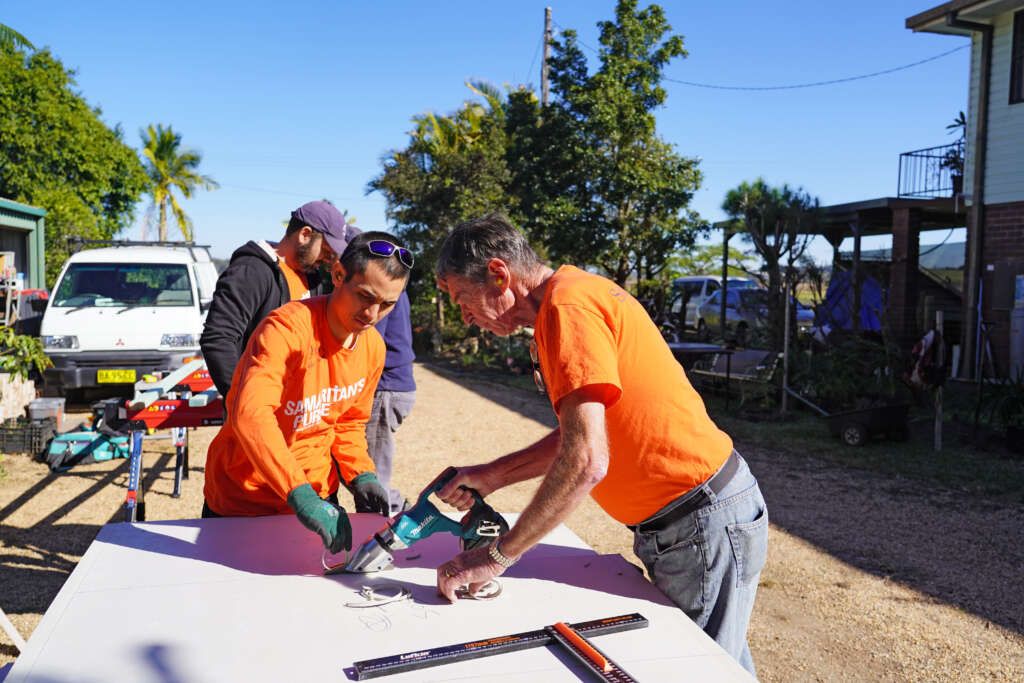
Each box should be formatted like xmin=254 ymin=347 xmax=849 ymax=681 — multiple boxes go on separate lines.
xmin=115 ymin=338 xmax=125 ymax=346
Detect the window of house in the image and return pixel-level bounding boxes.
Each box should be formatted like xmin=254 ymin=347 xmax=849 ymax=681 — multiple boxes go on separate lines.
xmin=1012 ymin=11 xmax=1024 ymax=104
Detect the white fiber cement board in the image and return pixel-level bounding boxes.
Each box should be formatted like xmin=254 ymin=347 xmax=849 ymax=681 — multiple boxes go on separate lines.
xmin=8 ymin=515 xmax=752 ymax=682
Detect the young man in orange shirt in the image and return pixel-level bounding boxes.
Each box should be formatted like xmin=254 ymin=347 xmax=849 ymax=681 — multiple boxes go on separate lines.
xmin=203 ymin=232 xmax=414 ymax=556
xmin=430 ymin=214 xmax=767 ymax=676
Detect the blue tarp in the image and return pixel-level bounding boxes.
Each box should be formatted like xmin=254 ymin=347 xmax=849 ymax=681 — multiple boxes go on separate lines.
xmin=816 ymin=270 xmax=886 ymax=332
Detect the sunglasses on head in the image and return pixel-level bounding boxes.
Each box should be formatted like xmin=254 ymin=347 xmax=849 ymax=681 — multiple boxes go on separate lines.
xmin=367 ymin=240 xmax=414 ymax=269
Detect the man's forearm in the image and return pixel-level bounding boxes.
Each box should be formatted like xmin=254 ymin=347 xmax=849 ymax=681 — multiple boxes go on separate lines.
xmin=495 ymin=401 xmax=608 ymax=559
xmin=486 ymin=428 xmax=561 ymax=488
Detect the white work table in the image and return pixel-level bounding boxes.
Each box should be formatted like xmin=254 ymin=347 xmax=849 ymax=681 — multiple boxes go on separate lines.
xmin=7 ymin=513 xmax=752 ymax=682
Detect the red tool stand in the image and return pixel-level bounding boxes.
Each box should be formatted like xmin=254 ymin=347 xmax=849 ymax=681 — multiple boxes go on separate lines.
xmin=121 ymin=366 xmax=224 ymax=522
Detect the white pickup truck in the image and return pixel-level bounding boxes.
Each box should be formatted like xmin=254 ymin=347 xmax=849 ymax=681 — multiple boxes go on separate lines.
xmin=40 ymin=241 xmax=219 ymax=396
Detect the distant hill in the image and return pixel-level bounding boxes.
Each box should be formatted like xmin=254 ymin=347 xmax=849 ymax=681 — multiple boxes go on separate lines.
xmin=839 ymin=241 xmax=964 ymax=270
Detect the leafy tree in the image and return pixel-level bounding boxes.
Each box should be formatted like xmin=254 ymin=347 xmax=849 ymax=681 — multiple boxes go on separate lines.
xmin=518 ymin=0 xmax=703 ymax=289
xmin=368 ymin=80 xmax=516 ymax=342
xmin=670 ymin=243 xmax=759 ymax=279
xmin=722 ymin=178 xmax=818 ymax=347
xmin=369 ymin=80 xmax=513 ymax=264
xmin=140 ymin=124 xmax=218 ymax=241
xmin=0 ymin=48 xmax=148 ymax=285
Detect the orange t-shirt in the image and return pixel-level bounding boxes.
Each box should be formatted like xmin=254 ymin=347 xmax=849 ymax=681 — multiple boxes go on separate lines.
xmin=278 ymin=258 xmax=310 ymax=300
xmin=203 ymin=296 xmax=384 ymax=516
xmin=534 ymin=265 xmax=733 ymax=525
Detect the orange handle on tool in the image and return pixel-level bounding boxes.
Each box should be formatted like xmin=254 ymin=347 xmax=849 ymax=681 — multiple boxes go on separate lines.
xmin=553 ymin=622 xmax=611 ymax=673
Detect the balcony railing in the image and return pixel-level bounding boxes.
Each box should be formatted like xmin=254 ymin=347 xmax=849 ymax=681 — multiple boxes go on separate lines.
xmin=897 ymin=141 xmax=964 ymax=199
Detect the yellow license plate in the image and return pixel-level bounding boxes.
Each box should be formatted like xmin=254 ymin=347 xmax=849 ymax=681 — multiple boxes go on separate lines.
xmin=97 ymin=369 xmax=137 ymax=383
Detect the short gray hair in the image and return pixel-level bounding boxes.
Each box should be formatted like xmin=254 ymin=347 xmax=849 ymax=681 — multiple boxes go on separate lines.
xmin=436 ymin=213 xmax=542 ymax=284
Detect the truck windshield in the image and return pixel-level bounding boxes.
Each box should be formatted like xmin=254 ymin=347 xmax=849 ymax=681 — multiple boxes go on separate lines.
xmin=52 ymin=263 xmax=194 ymax=307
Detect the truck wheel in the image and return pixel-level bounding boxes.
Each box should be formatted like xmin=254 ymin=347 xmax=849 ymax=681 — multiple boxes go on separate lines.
xmin=840 ymin=421 xmax=868 ymax=447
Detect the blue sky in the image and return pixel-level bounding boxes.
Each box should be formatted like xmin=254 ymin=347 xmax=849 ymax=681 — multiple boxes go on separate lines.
xmin=6 ymin=1 xmax=970 ymax=263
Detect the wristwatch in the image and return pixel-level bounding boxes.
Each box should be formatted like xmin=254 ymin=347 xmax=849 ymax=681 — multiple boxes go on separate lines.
xmin=488 ymin=540 xmax=516 ymax=568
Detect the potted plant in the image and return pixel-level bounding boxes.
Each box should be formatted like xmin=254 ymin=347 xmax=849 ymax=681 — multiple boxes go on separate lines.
xmin=942 ymin=111 xmax=966 ymax=197
xmin=940 ymin=147 xmax=964 ymax=196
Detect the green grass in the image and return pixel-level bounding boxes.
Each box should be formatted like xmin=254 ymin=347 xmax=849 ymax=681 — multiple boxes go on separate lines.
xmin=704 ymin=394 xmax=1024 ymax=502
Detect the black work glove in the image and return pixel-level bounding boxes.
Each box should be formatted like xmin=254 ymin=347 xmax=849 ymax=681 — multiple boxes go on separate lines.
xmin=287 ymin=483 xmax=352 ymax=553
xmin=349 ymin=472 xmax=390 ymax=516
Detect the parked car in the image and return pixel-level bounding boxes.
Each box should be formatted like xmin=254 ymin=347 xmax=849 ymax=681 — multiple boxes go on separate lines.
xmin=695 ymin=288 xmax=814 ymax=345
xmin=40 ymin=242 xmax=218 ymax=396
xmin=663 ymin=276 xmax=757 ymax=336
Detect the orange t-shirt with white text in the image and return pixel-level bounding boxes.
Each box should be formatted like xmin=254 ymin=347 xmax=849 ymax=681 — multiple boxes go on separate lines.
xmin=203 ymin=296 xmax=383 ymax=516
xmin=534 ymin=266 xmax=733 ymax=525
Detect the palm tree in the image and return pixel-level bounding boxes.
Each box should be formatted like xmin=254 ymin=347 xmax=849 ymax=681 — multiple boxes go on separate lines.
xmin=140 ymin=124 xmax=218 ymax=241
xmin=0 ymin=22 xmax=33 ymax=50
xmin=408 ymin=79 xmax=509 ymax=159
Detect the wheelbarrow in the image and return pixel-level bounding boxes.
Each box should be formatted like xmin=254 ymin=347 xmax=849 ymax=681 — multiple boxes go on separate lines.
xmin=783 ymin=386 xmax=910 ymax=447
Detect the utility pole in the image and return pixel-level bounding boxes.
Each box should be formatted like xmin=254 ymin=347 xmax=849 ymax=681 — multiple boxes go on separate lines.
xmin=542 ymin=7 xmax=552 ymax=107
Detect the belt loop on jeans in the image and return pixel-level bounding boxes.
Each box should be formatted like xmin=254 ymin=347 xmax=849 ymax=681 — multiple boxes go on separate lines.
xmin=627 ymin=450 xmax=741 ymax=534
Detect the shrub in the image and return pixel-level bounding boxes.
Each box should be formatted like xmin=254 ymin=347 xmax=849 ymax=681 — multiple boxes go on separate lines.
xmin=0 ymin=325 xmax=51 ymax=380
xmin=790 ymin=333 xmax=908 ymax=412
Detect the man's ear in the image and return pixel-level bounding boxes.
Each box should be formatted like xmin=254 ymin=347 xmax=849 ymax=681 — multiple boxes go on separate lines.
xmin=299 ymin=225 xmax=317 ymax=245
xmin=486 ymin=258 xmax=510 ymax=284
xmin=332 ymin=260 xmax=346 ymax=284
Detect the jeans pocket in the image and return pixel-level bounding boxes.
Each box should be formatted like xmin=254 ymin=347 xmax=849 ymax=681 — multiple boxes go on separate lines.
xmin=634 ymin=518 xmax=707 ymax=620
xmin=384 ymin=393 xmax=415 ymax=431
xmin=726 ymin=506 xmax=768 ymax=588
xmin=384 ymin=399 xmax=400 ymax=431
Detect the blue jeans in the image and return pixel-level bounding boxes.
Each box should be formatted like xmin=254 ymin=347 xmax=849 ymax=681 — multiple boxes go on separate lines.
xmin=632 ymin=452 xmax=768 ymax=677
xmin=365 ymin=389 xmax=416 ymax=514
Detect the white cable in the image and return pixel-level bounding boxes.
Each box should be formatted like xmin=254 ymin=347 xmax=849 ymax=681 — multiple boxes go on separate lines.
xmin=344 ymin=585 xmax=413 ymax=608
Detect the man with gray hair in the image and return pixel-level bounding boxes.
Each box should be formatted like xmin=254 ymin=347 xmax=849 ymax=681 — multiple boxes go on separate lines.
xmin=430 ymin=213 xmax=767 ymax=676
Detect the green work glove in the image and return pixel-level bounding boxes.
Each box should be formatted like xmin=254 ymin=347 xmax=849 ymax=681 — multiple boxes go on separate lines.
xmin=287 ymin=483 xmax=352 ymax=554
xmin=349 ymin=472 xmax=390 ymax=516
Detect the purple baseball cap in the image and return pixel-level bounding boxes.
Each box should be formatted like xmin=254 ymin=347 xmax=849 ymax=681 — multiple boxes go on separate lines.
xmin=291 ymin=201 xmax=361 ymax=255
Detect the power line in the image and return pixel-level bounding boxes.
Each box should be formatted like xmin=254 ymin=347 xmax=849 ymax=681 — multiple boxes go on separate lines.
xmin=919 ymin=226 xmax=959 ymax=257
xmin=552 ymin=20 xmax=598 ymax=55
xmin=526 ymin=32 xmax=544 ymax=87
xmin=550 ymin=24 xmax=968 ymax=91
xmin=667 ymin=45 xmax=969 ymax=90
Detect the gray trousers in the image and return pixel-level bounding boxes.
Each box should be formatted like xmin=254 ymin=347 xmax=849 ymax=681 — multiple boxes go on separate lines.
xmin=365 ymin=389 xmax=416 ymax=514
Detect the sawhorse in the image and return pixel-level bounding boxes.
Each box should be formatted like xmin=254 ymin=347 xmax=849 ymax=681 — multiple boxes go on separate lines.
xmin=120 ymin=363 xmax=223 ymax=523
xmin=123 ymin=426 xmax=191 ymax=523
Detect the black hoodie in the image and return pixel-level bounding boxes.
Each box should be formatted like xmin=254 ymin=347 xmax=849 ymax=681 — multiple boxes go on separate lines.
xmin=200 ymin=240 xmax=322 ymax=397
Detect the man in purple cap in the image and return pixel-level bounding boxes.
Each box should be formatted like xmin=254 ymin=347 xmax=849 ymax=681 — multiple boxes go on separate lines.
xmin=200 ymin=200 xmax=360 ymax=399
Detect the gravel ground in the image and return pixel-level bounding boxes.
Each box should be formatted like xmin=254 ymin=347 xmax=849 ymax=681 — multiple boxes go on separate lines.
xmin=1 ymin=362 xmax=1022 ymax=680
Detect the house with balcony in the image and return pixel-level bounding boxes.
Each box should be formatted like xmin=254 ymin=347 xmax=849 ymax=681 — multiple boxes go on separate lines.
xmin=907 ymin=0 xmax=1024 ymax=378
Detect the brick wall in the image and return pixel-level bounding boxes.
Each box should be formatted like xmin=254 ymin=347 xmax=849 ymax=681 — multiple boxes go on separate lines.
xmin=984 ymin=202 xmax=1024 ymax=259
xmin=981 ymin=200 xmax=1024 ymax=375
